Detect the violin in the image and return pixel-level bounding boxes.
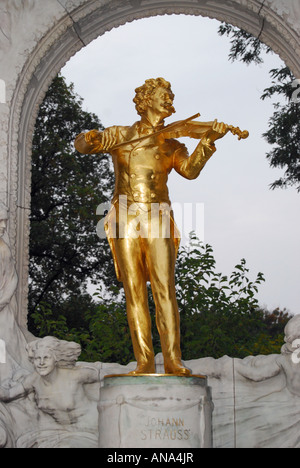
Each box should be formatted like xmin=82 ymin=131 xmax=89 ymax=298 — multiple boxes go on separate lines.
xmin=112 ymin=113 xmax=249 ymax=151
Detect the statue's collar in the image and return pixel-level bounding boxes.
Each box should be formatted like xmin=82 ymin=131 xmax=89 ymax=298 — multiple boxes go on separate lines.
xmin=138 ymin=116 xmax=165 ymax=133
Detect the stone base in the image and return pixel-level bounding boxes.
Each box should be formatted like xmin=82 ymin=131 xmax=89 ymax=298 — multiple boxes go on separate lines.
xmin=98 ymin=375 xmax=213 ymax=448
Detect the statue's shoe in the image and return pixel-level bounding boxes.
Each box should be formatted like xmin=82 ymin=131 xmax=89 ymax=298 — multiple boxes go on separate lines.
xmin=128 ymin=362 xmax=156 ymax=375
xmin=164 ymin=360 xmax=191 ymax=376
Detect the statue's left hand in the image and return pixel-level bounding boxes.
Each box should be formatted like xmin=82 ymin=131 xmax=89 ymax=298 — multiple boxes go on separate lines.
xmin=205 ymin=120 xmax=229 ymax=144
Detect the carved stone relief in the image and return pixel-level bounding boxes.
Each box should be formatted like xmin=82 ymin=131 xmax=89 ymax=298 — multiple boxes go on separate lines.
xmin=265 ymin=0 xmax=300 ymax=35
xmin=0 ymin=0 xmax=36 ymax=58
xmin=1 ymin=315 xmax=300 ymax=447
xmin=0 ymin=336 xmax=101 ymax=448
xmin=0 ymin=0 xmax=298 ymax=328
xmin=0 ymin=203 xmax=32 ymax=382
xmin=187 ymin=314 xmax=300 ymax=448
xmin=0 ymin=0 xmax=299 ymax=448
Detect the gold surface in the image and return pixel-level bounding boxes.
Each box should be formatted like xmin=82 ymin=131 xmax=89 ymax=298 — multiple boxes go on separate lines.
xmin=110 ymin=113 xmax=249 ymax=151
xmin=75 ymin=78 xmax=248 ymax=376
xmin=104 ymin=373 xmax=207 ymax=379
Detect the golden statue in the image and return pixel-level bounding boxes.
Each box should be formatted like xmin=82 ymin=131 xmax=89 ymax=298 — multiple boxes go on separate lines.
xmin=75 ymin=78 xmax=248 ymax=376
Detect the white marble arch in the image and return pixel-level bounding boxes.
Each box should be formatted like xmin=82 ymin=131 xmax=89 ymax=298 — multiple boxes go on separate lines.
xmin=0 ymin=0 xmax=299 ymax=328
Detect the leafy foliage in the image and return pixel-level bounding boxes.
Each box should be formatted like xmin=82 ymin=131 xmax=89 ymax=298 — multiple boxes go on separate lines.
xmin=218 ymin=23 xmax=272 ymax=65
xmin=31 ymin=235 xmax=292 ymax=364
xmin=29 ymin=71 xmax=292 ymax=366
xmin=261 ymin=68 xmax=300 ymax=191
xmin=218 ymin=23 xmax=300 ymax=192
xmin=29 ymin=75 xmax=117 ymax=333
xmin=174 ymin=236 xmax=277 ymax=360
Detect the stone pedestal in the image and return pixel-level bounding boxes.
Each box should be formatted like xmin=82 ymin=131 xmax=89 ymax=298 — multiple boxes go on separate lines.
xmin=98 ymin=375 xmax=213 ymax=448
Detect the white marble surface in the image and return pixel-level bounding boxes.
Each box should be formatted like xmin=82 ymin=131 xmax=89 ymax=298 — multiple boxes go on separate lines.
xmin=1 ymin=315 xmax=300 ymax=447
xmin=265 ymin=0 xmax=300 ymax=35
xmin=0 ymin=213 xmax=32 ymax=384
xmin=186 ymin=315 xmax=300 ymax=448
xmin=98 ymin=375 xmax=213 ymax=448
xmin=0 ymin=0 xmax=299 ymax=327
xmin=0 ymin=0 xmax=300 ymax=448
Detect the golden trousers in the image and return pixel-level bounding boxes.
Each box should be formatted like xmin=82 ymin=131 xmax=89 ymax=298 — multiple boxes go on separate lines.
xmin=105 ymin=200 xmax=182 ymax=368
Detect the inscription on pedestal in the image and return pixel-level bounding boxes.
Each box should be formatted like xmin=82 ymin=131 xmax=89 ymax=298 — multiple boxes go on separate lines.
xmin=141 ymin=416 xmax=191 ymax=442
xmin=98 ymin=375 xmax=213 ymax=448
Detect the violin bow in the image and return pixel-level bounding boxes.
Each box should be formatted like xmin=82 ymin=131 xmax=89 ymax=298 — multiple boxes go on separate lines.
xmin=109 ymin=113 xmax=249 ymax=150
xmin=110 ymin=113 xmax=201 ymax=151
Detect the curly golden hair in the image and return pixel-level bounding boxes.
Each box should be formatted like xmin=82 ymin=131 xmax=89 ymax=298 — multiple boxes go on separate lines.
xmin=133 ymin=78 xmax=175 ymax=116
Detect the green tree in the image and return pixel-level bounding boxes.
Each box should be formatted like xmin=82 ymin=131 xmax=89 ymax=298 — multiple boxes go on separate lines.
xmin=29 ymin=74 xmax=117 ymax=334
xmin=218 ymin=23 xmax=300 ymax=192
xmin=173 ymin=235 xmax=289 ymax=360
xmin=261 ymin=68 xmax=300 ymax=191
xmin=31 ymin=235 xmax=292 ymax=363
xmin=29 ymin=71 xmax=292 ymax=364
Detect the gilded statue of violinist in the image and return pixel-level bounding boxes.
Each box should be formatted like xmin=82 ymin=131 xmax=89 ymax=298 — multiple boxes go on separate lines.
xmin=75 ymin=78 xmax=248 ymax=376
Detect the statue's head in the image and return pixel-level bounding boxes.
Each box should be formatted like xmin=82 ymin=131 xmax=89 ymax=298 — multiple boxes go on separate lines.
xmin=281 ymin=315 xmax=300 ymax=355
xmin=0 ymin=203 xmax=8 ymax=238
xmin=284 ymin=315 xmax=300 ymax=344
xmin=133 ymin=77 xmax=175 ymax=118
xmin=26 ymin=336 xmax=81 ymax=376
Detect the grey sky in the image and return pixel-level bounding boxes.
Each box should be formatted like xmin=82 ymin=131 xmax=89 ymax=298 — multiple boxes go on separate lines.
xmin=62 ymin=14 xmax=300 ymax=316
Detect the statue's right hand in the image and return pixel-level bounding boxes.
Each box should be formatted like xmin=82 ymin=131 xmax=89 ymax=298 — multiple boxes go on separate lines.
xmin=85 ymin=130 xmax=101 ymax=145
xmin=85 ymin=130 xmax=117 ymax=151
